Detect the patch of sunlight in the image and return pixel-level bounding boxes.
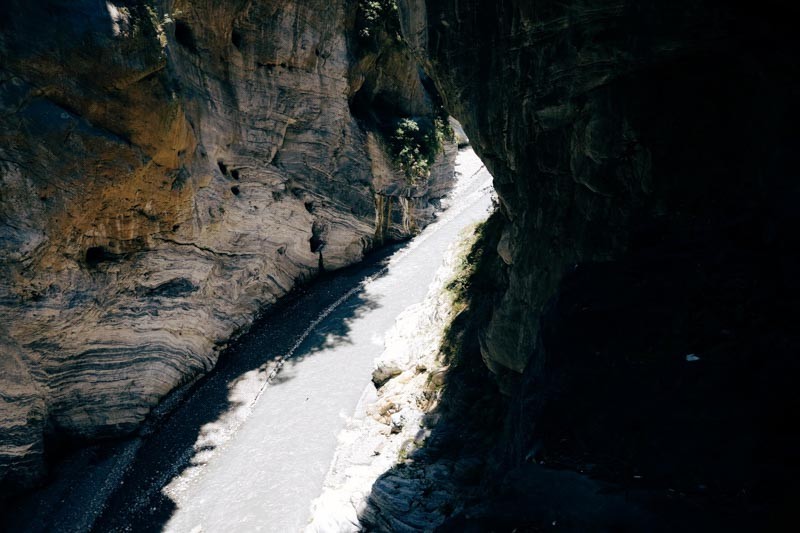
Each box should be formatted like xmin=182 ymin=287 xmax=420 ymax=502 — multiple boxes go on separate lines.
xmin=161 ymin=365 xmax=277 ymax=503
xmin=105 ymin=1 xmax=131 ymax=37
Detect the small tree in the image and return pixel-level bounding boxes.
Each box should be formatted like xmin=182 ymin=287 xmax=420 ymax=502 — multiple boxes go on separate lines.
xmin=388 ymin=116 xmax=454 ymax=185
xmin=358 ymin=0 xmax=399 ymax=38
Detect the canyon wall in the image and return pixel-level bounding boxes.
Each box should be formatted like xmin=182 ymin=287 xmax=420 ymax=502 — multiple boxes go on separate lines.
xmin=0 ymin=0 xmax=455 ymax=489
xmin=391 ymin=0 xmax=800 ymax=527
xmin=3 ymin=0 xmax=798 ymax=524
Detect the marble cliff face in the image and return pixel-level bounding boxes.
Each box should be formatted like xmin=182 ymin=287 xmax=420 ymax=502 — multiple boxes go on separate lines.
xmin=4 ymin=0 xmax=799 ymax=521
xmin=0 ymin=0 xmax=455 ymax=488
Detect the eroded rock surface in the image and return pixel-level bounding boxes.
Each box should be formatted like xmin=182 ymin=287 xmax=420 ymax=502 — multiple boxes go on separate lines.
xmin=0 ymin=0 xmax=455 ymax=488
xmin=361 ymin=0 xmax=800 ymax=528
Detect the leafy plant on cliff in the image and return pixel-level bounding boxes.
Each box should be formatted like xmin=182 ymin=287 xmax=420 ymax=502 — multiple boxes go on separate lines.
xmin=434 ymin=115 xmax=454 ymax=147
xmin=388 ymin=116 xmax=453 ymax=185
xmin=357 ymin=0 xmax=399 ymax=38
xmin=390 ymin=118 xmax=433 ymax=183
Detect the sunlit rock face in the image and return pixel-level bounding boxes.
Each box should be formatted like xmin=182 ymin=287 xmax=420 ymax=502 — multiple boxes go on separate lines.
xmin=396 ymin=0 xmax=800 ymax=526
xmin=0 ymin=0 xmax=454 ymax=488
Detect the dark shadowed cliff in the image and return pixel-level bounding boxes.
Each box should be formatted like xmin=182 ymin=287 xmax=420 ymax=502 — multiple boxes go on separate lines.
xmin=359 ymin=0 xmax=800 ymax=530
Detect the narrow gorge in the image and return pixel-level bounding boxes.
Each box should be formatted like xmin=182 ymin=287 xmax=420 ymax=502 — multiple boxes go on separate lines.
xmin=2 ymin=0 xmax=799 ymax=531
xmin=0 ymin=0 xmax=457 ymax=490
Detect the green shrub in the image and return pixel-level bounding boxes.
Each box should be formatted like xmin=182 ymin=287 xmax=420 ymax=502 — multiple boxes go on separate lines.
xmin=387 ymin=116 xmax=453 ymax=185
xmin=358 ymin=0 xmax=398 ymax=38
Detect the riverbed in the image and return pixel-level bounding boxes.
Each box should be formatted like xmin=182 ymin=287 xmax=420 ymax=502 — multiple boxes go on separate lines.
xmin=2 ymin=148 xmax=493 ymax=533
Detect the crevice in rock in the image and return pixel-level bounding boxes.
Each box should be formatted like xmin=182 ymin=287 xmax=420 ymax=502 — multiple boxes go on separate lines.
xmin=173 ymin=20 xmax=198 ymax=54
xmin=231 ymin=29 xmax=243 ymax=51
xmin=309 ymin=221 xmax=325 ymax=254
xmin=170 ymin=167 xmax=190 ymax=191
xmin=85 ymin=246 xmax=108 ymax=267
xmin=136 ymin=278 xmax=198 ymax=298
xmin=152 ymin=236 xmax=256 ymax=258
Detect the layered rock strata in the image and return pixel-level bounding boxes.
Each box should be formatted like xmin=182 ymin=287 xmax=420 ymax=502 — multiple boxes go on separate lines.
xmin=0 ymin=0 xmax=455 ymax=489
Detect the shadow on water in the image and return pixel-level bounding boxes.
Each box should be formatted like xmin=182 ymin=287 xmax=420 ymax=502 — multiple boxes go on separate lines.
xmin=2 ymin=243 xmax=403 ymax=533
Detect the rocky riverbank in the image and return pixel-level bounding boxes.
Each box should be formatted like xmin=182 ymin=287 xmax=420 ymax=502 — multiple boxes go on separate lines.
xmin=306 ymin=216 xmax=486 ymax=533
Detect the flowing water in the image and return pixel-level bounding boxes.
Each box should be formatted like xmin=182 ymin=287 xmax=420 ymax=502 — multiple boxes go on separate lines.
xmin=4 ymin=148 xmax=493 ymax=533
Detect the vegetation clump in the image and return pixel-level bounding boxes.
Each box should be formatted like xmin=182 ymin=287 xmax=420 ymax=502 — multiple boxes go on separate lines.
xmin=388 ymin=116 xmax=453 ymax=185
xmin=358 ymin=0 xmax=399 ymax=38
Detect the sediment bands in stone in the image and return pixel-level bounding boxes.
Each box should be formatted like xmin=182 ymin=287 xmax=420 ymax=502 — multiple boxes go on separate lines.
xmin=0 ymin=0 xmax=455 ymax=488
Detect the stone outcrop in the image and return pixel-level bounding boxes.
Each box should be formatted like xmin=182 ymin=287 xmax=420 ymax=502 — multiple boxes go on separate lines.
xmin=398 ymin=0 xmax=798 ymax=383
xmin=0 ymin=0 xmax=455 ymax=489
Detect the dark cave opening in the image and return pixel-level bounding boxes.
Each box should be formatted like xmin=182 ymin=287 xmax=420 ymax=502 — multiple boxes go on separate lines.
xmin=85 ymin=246 xmax=107 ymax=267
xmin=310 ymin=222 xmax=325 ymax=254
xmin=309 ymin=234 xmax=324 ymax=254
xmin=231 ymin=29 xmax=243 ymax=50
xmin=349 ymin=89 xmax=402 ymax=128
xmin=174 ymin=20 xmax=198 ymax=53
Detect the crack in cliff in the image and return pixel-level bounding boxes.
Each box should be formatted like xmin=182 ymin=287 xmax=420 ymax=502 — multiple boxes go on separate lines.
xmin=152 ymin=236 xmax=260 ymax=258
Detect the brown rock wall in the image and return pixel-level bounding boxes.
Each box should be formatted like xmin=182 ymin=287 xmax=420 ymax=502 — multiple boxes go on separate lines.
xmin=0 ymin=0 xmax=455 ymax=488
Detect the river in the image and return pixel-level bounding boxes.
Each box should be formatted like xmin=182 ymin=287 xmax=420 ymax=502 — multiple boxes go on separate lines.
xmin=3 ymin=148 xmax=493 ymax=533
